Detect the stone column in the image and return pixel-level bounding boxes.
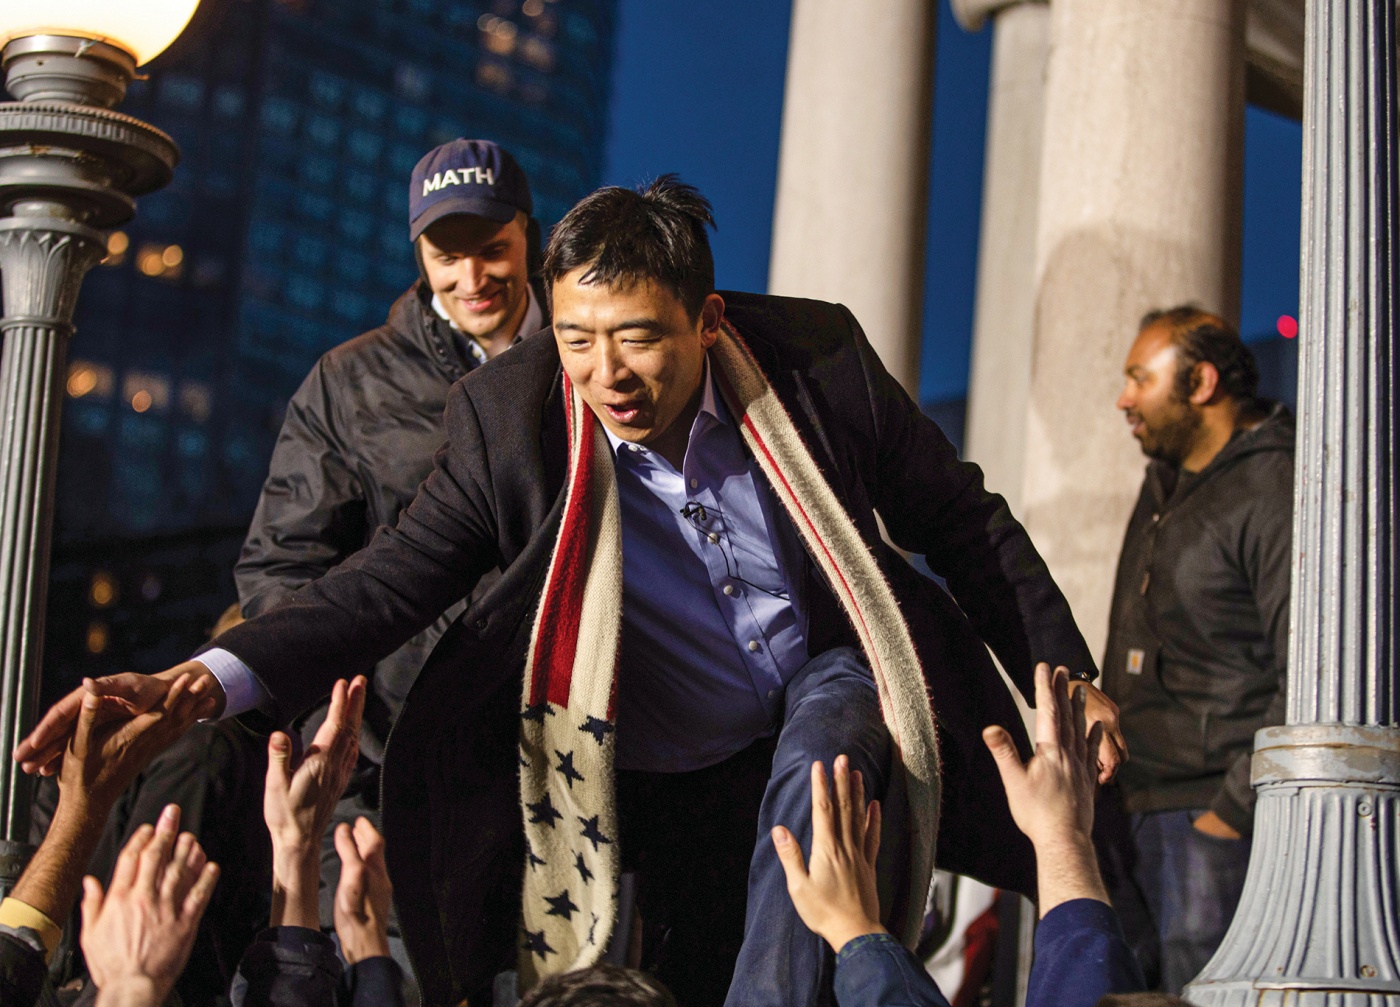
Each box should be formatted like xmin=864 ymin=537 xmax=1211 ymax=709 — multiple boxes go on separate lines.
xmin=767 ymin=0 xmax=936 ymax=396
xmin=1020 ymin=0 xmax=1246 ymax=657
xmin=956 ymin=0 xmax=1050 ymax=511
xmin=1186 ymin=2 xmax=1400 ymax=1002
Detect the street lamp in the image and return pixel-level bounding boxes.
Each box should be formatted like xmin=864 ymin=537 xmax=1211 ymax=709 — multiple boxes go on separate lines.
xmin=0 ymin=2 xmax=195 ymax=892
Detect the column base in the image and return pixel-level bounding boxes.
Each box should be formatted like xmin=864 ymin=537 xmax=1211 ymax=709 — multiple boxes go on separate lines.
xmin=1184 ymin=724 xmax=1400 ymax=1006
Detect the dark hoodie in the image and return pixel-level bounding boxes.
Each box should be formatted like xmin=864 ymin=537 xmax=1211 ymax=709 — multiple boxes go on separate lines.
xmin=1102 ymin=402 xmax=1295 ymax=836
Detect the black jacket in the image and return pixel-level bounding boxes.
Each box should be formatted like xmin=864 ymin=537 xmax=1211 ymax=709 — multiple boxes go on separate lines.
xmin=1102 ymin=404 xmax=1294 ymax=835
xmin=235 ymin=280 xmax=536 ymax=756
xmin=212 ymin=291 xmax=1095 ymax=1005
xmin=231 ymin=927 xmax=404 ymax=1007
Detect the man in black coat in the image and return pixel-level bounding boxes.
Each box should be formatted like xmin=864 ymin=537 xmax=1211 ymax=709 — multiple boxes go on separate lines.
xmin=19 ymin=179 xmax=1122 ymax=1007
xmin=1101 ymin=308 xmax=1293 ymax=992
xmin=234 ymin=137 xmax=546 ymax=932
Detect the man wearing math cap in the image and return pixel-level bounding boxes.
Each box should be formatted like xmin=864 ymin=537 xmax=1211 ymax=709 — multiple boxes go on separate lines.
xmin=233 ymin=137 xmax=547 ymax=933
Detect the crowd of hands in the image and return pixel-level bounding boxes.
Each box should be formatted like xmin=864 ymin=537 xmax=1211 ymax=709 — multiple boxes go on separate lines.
xmin=7 ymin=660 xmax=1107 ymax=1005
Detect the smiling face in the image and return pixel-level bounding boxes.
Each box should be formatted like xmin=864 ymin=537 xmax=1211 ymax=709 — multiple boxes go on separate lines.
xmin=1116 ymin=321 xmax=1202 ymax=465
xmin=419 ymin=211 xmax=530 ymax=343
xmin=551 ymin=267 xmax=723 ymax=462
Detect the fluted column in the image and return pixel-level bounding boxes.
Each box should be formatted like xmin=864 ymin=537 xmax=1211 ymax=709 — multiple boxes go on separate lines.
xmin=1185 ymin=2 xmax=1400 ymax=1004
xmin=1019 ymin=0 xmax=1246 ymax=657
xmin=956 ymin=0 xmax=1049 ymax=510
xmin=0 ymin=215 xmax=105 ymax=841
xmin=767 ymin=0 xmax=936 ymax=395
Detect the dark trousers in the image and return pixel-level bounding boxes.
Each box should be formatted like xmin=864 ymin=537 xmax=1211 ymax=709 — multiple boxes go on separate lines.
xmin=617 ymin=646 xmax=891 ymax=1007
xmin=1104 ymin=805 xmax=1251 ymax=993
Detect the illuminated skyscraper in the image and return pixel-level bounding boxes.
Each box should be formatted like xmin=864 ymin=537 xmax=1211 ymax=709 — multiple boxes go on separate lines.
xmin=47 ymin=0 xmax=616 ymax=683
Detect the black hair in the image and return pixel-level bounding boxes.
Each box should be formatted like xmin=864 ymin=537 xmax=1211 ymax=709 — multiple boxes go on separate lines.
xmin=517 ymin=964 xmax=677 ymax=1007
xmin=542 ymin=174 xmax=716 ymax=318
xmin=1140 ymin=305 xmax=1259 ymax=402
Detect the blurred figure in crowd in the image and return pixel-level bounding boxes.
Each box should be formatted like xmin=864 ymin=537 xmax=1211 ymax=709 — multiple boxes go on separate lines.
xmin=1101 ymin=307 xmax=1293 ymax=991
xmin=233 ymin=137 xmax=545 ymax=942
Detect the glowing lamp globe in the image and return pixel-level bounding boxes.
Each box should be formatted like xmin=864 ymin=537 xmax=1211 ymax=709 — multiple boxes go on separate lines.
xmin=0 ymin=0 xmax=202 ymax=67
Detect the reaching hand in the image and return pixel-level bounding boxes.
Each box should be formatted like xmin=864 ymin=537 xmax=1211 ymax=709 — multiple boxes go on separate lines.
xmin=333 ymin=817 xmax=393 ymax=964
xmin=983 ymin=663 xmax=1109 ymax=914
xmin=15 ymin=661 xmax=223 ymax=777
xmin=80 ymin=805 xmax=220 ymax=1007
xmin=1068 ymin=679 xmax=1127 ymax=784
xmin=59 ymin=672 xmax=205 ymax=816
xmin=264 ymin=676 xmax=366 ymax=928
xmin=771 ymin=754 xmax=884 ymax=952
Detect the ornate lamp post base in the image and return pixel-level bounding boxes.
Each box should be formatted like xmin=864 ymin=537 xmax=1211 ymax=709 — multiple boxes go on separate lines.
xmin=1187 ymin=725 xmax=1400 ymax=1005
xmin=0 ymin=36 xmax=176 ymax=893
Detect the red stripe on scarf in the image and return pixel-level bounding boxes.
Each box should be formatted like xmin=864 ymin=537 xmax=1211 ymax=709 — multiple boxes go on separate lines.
xmin=528 ymin=378 xmax=594 ymax=709
xmin=738 ymin=413 xmax=905 ymax=751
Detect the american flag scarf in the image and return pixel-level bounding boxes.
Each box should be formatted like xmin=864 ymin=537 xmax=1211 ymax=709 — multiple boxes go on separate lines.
xmin=517 ymin=322 xmax=941 ymax=985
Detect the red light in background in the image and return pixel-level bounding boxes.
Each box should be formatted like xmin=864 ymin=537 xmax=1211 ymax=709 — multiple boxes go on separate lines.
xmin=1277 ymin=315 xmax=1299 ymax=339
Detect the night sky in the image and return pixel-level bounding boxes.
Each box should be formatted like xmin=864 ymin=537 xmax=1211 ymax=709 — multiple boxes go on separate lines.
xmin=602 ymin=0 xmax=1303 ymax=406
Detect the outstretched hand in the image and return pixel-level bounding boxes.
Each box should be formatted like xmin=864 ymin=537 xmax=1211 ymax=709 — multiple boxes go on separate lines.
xmin=80 ymin=805 xmax=220 ymax=1007
xmin=1068 ymin=679 xmax=1127 ymax=784
xmin=333 ymin=817 xmax=393 ymax=964
xmin=983 ymin=662 xmax=1109 ymax=914
xmin=15 ymin=661 xmax=223 ymax=777
xmin=265 ymin=676 xmax=366 ymax=929
xmin=771 ymin=754 xmax=884 ymax=952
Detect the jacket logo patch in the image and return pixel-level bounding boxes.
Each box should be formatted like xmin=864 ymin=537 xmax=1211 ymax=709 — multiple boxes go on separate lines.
xmin=1126 ymin=648 xmax=1145 ymax=675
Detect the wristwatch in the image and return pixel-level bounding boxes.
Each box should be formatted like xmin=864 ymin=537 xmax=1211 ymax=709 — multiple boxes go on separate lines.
xmin=1067 ymin=668 xmax=1097 ymax=684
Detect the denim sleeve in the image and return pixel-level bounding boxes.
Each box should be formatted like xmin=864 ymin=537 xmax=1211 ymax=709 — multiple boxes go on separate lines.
xmin=230 ymin=926 xmax=343 ymax=1007
xmin=833 ymin=932 xmax=952 ymax=1007
xmin=343 ymin=956 xmax=405 ymax=1007
xmin=1027 ymin=899 xmax=1146 ymax=1007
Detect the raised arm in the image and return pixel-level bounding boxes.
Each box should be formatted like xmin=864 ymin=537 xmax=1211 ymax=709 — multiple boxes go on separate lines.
xmin=17 ymin=380 xmax=502 ymax=774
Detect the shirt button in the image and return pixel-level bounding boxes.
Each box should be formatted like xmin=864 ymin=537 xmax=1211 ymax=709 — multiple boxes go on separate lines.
xmin=747 ymin=640 xmax=760 ymax=653
xmin=708 ymin=532 xmax=720 ymax=544
xmin=689 ymin=477 xmax=698 ymax=489
xmin=723 ymin=584 xmax=735 ymax=596
xmin=767 ymin=689 xmax=777 ymax=699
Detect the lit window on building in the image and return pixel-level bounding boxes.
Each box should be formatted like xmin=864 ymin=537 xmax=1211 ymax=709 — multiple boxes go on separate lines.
xmin=123 ymin=371 xmax=171 ymax=413
xmin=300 ymin=155 xmax=336 ymax=187
xmin=179 ymin=382 xmax=213 ymax=423
xmin=396 ymin=107 xmax=427 ymax=138
xmin=394 ymin=64 xmax=432 ymax=103
xmin=261 ymin=97 xmax=299 ymax=135
xmin=89 ymin=571 xmax=118 ymax=608
xmin=479 ymin=15 xmax=519 ymax=56
xmin=519 ymin=36 xmax=556 ymax=73
xmin=353 ymin=88 xmax=387 ymax=122
xmin=86 ymin=621 xmax=109 ymax=655
xmin=309 ymin=71 xmax=346 ymax=109
xmin=136 ymin=243 xmax=184 ymax=280
xmin=339 ymin=210 xmax=374 ymax=242
xmin=345 ymin=170 xmax=376 ymax=203
xmin=477 ymin=59 xmax=513 ymax=94
xmin=104 ymin=230 xmax=129 ymax=266
xmin=521 ymin=0 xmax=545 ymax=18
xmin=305 ymin=114 xmax=340 ymax=148
xmin=160 ymin=74 xmax=205 ymax=110
xmin=67 ymin=361 xmax=115 ymax=400
xmin=347 ymin=130 xmax=384 ymax=166
xmin=214 ymin=85 xmax=245 ymax=119
xmin=178 ymin=428 xmax=209 ymax=458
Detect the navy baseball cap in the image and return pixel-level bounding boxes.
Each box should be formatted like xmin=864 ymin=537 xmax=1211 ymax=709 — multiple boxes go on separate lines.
xmin=409 ymin=139 xmax=533 ymax=241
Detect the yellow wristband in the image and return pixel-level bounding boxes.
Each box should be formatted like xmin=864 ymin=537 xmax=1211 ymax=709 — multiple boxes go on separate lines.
xmin=0 ymin=896 xmax=62 ymax=961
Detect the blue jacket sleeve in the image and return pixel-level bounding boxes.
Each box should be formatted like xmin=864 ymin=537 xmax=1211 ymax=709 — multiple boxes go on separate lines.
xmin=1026 ymin=899 xmax=1146 ymax=1007
xmin=833 ymin=932 xmax=952 ymax=1007
xmin=230 ymin=926 xmax=343 ymax=1007
xmin=343 ymin=956 xmax=405 ymax=1007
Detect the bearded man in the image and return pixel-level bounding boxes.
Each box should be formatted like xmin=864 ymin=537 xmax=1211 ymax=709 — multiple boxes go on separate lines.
xmin=1102 ymin=307 xmax=1294 ymax=993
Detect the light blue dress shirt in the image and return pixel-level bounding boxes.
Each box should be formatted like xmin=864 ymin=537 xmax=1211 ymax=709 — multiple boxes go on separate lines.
xmin=202 ymin=359 xmax=811 ymax=774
